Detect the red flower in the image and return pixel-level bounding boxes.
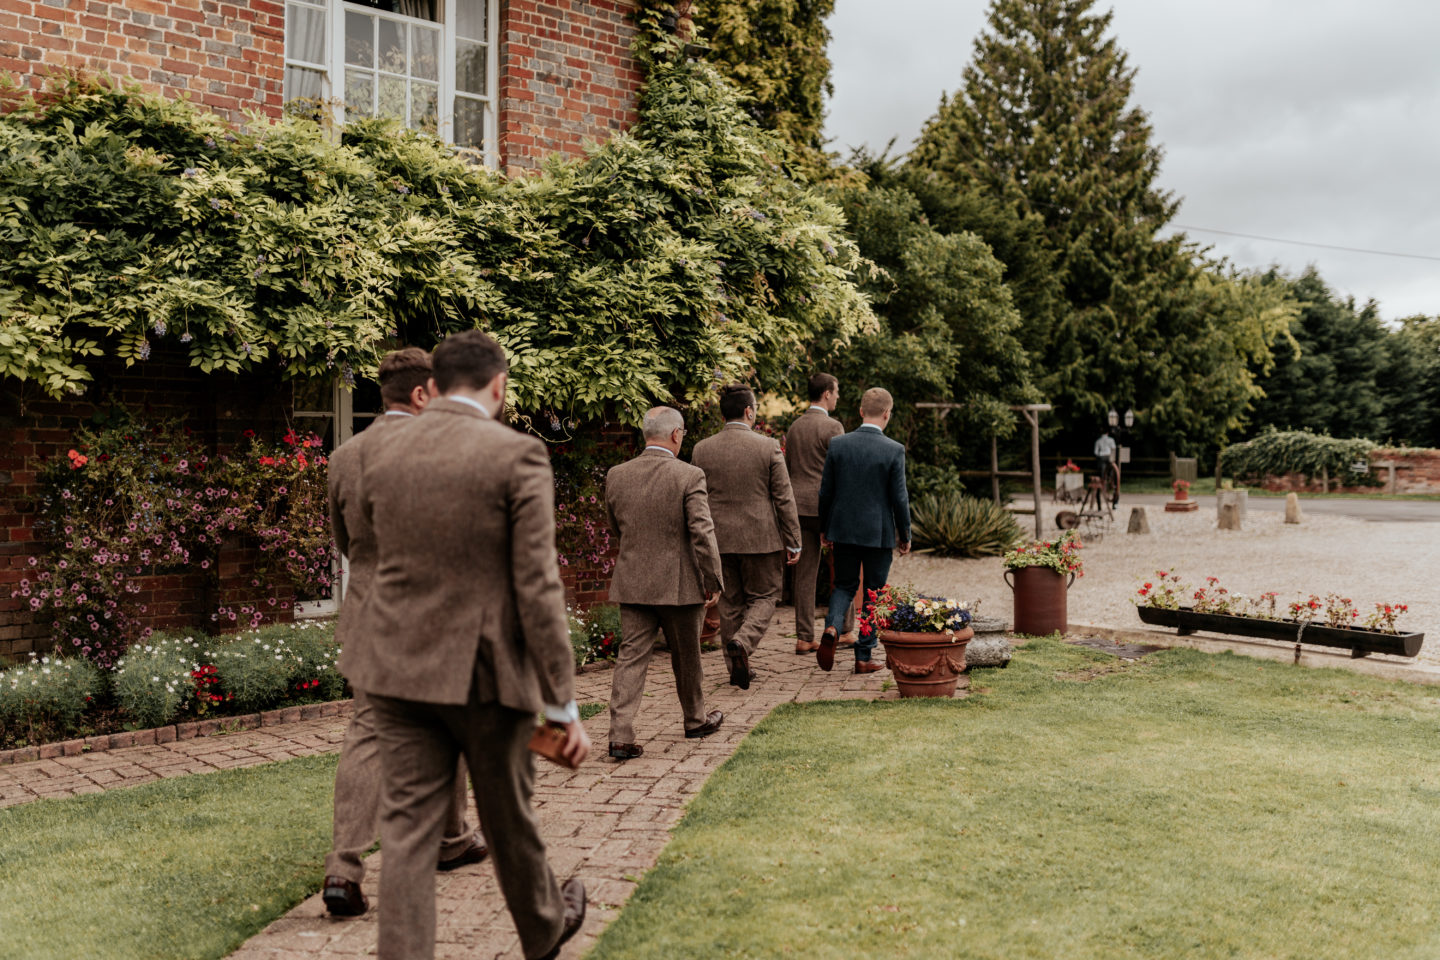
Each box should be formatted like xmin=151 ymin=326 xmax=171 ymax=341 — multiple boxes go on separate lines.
xmin=282 ymin=430 xmax=298 ymax=446
xmin=258 ymin=456 xmax=276 ymax=467
xmin=67 ymin=449 xmax=88 ymax=469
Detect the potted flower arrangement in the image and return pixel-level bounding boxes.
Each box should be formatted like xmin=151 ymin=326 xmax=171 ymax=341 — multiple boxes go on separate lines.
xmin=860 ymin=585 xmax=974 ymax=698
xmin=1002 ymin=531 xmax=1083 ymax=636
xmin=1133 ymin=572 xmax=1422 ymax=657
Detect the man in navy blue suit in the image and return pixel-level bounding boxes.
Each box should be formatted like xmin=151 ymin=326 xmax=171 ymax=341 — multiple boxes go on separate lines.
xmin=816 ymin=387 xmax=912 ymax=674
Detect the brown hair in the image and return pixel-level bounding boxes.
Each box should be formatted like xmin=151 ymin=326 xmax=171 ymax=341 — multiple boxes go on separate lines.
xmin=807 ymin=373 xmax=838 ymax=402
xmin=718 ymin=383 xmax=756 ymax=421
xmin=378 ymin=347 xmax=433 ymax=408
xmin=859 ymin=387 xmax=894 ymax=418
xmin=432 ymin=330 xmax=508 ymax=394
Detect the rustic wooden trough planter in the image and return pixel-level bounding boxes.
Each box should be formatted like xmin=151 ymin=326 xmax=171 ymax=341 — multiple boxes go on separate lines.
xmin=1136 ymin=606 xmax=1424 ymax=658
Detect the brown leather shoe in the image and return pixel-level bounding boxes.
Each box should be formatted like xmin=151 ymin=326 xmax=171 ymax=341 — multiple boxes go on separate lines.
xmin=726 ymin=640 xmax=751 ymax=689
xmin=685 ymin=710 xmax=724 ymax=739
xmin=322 ymin=875 xmax=368 ymax=917
xmin=854 ymin=660 xmax=882 ymax=674
xmin=817 ymin=627 xmax=838 ymax=672
xmin=535 ymin=877 xmax=587 ymax=960
xmin=795 ymin=640 xmax=820 ymax=654
xmin=437 ymin=836 xmax=489 ymax=871
xmin=837 ymin=633 xmax=857 ymax=649
xmin=609 ymin=742 xmax=643 ymax=760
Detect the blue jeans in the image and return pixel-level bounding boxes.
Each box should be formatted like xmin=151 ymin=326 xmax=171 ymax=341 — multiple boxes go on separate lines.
xmin=824 ymin=544 xmax=894 ymax=662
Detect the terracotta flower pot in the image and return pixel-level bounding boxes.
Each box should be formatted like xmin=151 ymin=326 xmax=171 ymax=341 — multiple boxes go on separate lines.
xmin=879 ymin=626 xmax=975 ymax=698
xmin=1005 ymin=565 xmax=1074 ymax=636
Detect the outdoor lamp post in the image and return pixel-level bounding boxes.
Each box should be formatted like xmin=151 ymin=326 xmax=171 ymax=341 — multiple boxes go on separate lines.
xmin=1107 ymin=409 xmax=1118 ymax=428
xmin=1124 ymin=408 xmax=1134 ymax=428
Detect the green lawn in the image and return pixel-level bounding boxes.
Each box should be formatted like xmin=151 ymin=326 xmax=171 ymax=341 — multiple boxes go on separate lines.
xmin=588 ymin=637 xmax=1440 ymax=960
xmin=0 ymin=754 xmax=338 ymax=960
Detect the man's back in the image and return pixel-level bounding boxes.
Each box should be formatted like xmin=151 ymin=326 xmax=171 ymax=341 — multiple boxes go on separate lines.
xmin=819 ymin=427 xmax=911 ymax=549
xmin=343 ymin=398 xmax=573 ymax=712
xmin=785 ymin=409 xmax=844 ymax=517
xmin=605 ymin=450 xmax=722 ymax=606
xmin=691 ymin=423 xmax=800 ymax=555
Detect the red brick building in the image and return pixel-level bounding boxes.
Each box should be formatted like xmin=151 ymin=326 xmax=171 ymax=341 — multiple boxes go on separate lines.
xmin=0 ymin=0 xmax=647 ymax=661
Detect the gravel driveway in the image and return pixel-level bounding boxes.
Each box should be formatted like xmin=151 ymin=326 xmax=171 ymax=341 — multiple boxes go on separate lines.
xmin=891 ymin=500 xmax=1440 ymax=666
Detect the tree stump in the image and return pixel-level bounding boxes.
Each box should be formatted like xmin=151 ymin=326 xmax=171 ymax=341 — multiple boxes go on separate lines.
xmin=1284 ymin=492 xmax=1304 ymax=524
xmin=1127 ymin=506 xmax=1150 ymax=534
xmin=1218 ymin=501 xmax=1242 ymax=530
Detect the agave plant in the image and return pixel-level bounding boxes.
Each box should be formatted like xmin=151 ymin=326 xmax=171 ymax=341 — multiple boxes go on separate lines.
xmin=910 ymin=493 xmax=1025 ymax=558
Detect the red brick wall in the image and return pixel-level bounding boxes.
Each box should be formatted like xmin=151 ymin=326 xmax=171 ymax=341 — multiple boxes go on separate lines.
xmin=0 ymin=0 xmax=286 ymax=122
xmin=499 ymin=0 xmax=642 ymax=174
xmin=1257 ymin=449 xmax=1440 ymax=495
xmin=0 ymin=350 xmax=301 ymax=662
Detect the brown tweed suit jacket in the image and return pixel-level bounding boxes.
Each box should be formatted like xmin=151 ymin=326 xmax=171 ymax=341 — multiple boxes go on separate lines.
xmin=691 ymin=422 xmax=802 ymax=555
xmin=784 ymin=408 xmax=844 ymax=517
xmin=328 ymin=413 xmax=411 ymax=636
xmin=340 ymin=398 xmax=575 ymax=711
xmin=605 ymin=448 xmax=723 ymax=606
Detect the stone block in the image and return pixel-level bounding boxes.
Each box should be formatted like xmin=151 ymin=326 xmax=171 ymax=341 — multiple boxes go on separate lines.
xmin=965 ymin=635 xmax=1012 ymax=669
xmin=1218 ymin=502 xmax=1242 ymax=530
xmin=1284 ymin=492 xmax=1303 ymax=524
xmin=1164 ymin=498 xmax=1198 ymax=513
xmin=1127 ymin=506 xmax=1150 ymax=534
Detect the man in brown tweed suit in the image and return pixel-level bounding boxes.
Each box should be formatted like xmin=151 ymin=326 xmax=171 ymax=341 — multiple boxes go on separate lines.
xmin=344 ymin=331 xmax=589 ymax=960
xmin=785 ymin=372 xmax=856 ymax=655
xmin=604 ymin=406 xmax=726 ymax=760
xmin=321 ymin=348 xmax=486 ymax=918
xmin=691 ymin=384 xmax=802 ymax=689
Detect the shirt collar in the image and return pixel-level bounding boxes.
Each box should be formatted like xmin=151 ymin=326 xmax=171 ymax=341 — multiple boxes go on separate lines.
xmin=448 ymin=395 xmax=492 ymax=419
xmin=723 ymin=420 xmax=752 ymax=430
xmin=383 ymin=409 xmax=414 ymax=418
xmin=858 ymin=423 xmax=883 ymax=432
xmin=807 ymin=405 xmax=829 ymax=415
xmin=643 ymin=445 xmax=676 ymax=457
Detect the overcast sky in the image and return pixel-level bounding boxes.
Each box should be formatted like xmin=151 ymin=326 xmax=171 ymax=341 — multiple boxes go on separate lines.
xmin=825 ymin=0 xmax=1440 ymax=321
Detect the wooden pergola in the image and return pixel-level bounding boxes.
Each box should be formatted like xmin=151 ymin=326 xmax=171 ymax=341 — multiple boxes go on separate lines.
xmin=916 ymin=402 xmax=1053 ymax=539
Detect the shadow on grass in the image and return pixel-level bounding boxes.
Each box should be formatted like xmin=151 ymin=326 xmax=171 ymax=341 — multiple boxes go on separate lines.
xmin=589 ymin=637 xmax=1440 ymax=960
xmin=0 ymin=753 xmax=338 ymax=960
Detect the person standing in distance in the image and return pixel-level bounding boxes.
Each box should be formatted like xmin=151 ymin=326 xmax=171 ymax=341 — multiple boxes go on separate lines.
xmin=691 ymin=384 xmax=802 ymax=689
xmin=784 ymin=372 xmax=855 ymax=655
xmin=816 ymin=387 xmax=912 ymax=674
xmin=603 ymin=406 xmax=726 ymax=761
xmin=321 ymin=347 xmax=486 ymax=918
xmin=346 ymin=330 xmax=589 ymax=960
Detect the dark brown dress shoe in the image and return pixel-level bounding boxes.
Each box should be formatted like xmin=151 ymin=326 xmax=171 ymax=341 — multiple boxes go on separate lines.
xmin=322 ymin=875 xmax=368 ymax=917
xmin=795 ymin=640 xmax=820 ymax=654
xmin=684 ymin=710 xmax=724 ymax=738
xmin=817 ymin=627 xmax=838 ymax=672
xmin=609 ymin=742 xmax=643 ymax=760
xmin=535 ymin=877 xmax=587 ymax=960
xmin=726 ymin=640 xmax=751 ymax=689
xmin=854 ymin=660 xmax=882 ymax=674
xmin=437 ymin=836 xmax=489 ymax=871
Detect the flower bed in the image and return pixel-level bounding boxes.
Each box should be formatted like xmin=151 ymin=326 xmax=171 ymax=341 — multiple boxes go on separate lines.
xmin=0 ymin=621 xmax=343 ymax=751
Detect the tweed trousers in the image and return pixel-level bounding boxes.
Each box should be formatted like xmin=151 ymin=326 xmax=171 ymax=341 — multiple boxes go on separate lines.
xmin=719 ymin=551 xmax=784 ymax=672
xmin=608 ymin=603 xmax=708 ymax=745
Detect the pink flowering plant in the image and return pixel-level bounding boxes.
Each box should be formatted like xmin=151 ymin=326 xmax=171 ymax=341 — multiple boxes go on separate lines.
xmin=549 ymin=438 xmax=621 ymax=576
xmin=1136 ymin=572 xmax=1410 ymax=634
xmin=857 ymin=584 xmax=972 ymax=640
xmin=1002 ymin=530 xmax=1084 ymax=577
xmin=1134 ymin=570 xmax=1187 ymax=610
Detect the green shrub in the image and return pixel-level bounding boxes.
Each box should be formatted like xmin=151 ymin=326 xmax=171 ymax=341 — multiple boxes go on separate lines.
xmin=568 ymin=604 xmax=622 ymax=667
xmin=209 ymin=620 xmax=341 ymax=714
xmin=0 ymin=655 xmax=102 ymax=746
xmin=1221 ymin=431 xmax=1381 ymax=486
xmin=910 ymin=493 xmax=1024 ymax=558
xmin=908 ymin=462 xmax=967 ymax=501
xmin=112 ymin=633 xmax=205 ymax=729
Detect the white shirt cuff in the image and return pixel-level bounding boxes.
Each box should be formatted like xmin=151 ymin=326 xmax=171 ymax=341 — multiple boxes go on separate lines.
xmin=544 ymin=700 xmax=579 ymax=725
xmin=786 ymin=546 xmax=802 ymax=555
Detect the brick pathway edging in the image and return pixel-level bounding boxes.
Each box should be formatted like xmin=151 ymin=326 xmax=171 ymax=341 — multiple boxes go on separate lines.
xmin=0 ymin=699 xmax=357 ymax=767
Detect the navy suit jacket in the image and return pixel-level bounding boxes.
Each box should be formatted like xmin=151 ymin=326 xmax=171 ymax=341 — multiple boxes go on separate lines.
xmin=817 ymin=425 xmax=911 ymax=549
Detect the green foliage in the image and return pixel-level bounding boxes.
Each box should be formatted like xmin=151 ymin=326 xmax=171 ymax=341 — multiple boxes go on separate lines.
xmin=112 ymin=632 xmax=204 ymax=729
xmin=0 ymin=65 xmax=873 ymax=425
xmin=1003 ymin=529 xmax=1084 ymax=576
xmin=1220 ymin=430 xmax=1381 ymax=487
xmin=1381 ymin=315 xmax=1440 ymax=448
xmin=568 ymin=603 xmax=623 ymax=667
xmin=906 ymin=462 xmax=966 ymax=501
xmin=690 ymin=0 xmax=836 ymax=176
xmin=909 ymin=493 xmax=1023 ymax=558
xmin=0 ymin=654 xmax=102 ymax=746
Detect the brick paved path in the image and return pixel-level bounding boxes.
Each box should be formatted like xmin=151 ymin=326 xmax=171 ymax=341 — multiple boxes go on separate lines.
xmin=2 ymin=613 xmax=933 ymax=959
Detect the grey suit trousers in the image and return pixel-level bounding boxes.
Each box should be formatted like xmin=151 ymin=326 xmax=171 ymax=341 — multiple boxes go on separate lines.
xmin=368 ymin=691 xmax=566 ymax=960
xmin=719 ymin=551 xmax=784 ymax=672
xmin=325 ymin=692 xmax=479 ymax=883
xmin=794 ymin=518 xmax=855 ymax=645
xmin=609 ymin=603 xmax=708 ymax=745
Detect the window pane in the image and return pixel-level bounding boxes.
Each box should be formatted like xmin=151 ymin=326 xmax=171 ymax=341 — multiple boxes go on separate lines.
xmin=285 ymin=3 xmax=326 ymax=64
xmin=345 ymin=12 xmax=373 ymax=67
xmin=293 ymin=415 xmax=336 ymax=451
xmin=378 ymin=74 xmax=407 ymax=121
xmin=345 ymin=70 xmax=374 ymax=118
xmin=456 ymin=0 xmax=487 ymax=41
xmin=294 ymin=379 xmax=335 ymax=413
xmin=456 ymin=39 xmax=486 ymax=96
xmin=411 ymin=82 xmax=438 ymax=133
xmin=454 ymin=96 xmax=486 ymax=150
xmin=352 ymin=377 xmax=383 ymax=417
xmin=284 ymin=65 xmax=325 ymax=106
xmin=378 ymin=17 xmax=406 ymax=73
xmin=411 ymin=25 xmax=439 ymax=81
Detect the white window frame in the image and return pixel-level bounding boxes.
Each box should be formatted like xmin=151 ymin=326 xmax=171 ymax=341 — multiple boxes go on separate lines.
xmin=292 ymin=379 xmax=363 ymax=619
xmin=283 ymin=0 xmax=499 ymax=167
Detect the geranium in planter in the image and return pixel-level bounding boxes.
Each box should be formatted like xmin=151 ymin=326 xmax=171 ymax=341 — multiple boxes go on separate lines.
xmin=859 ymin=585 xmax=974 ymax=698
xmin=1002 ymin=531 xmax=1083 ymax=636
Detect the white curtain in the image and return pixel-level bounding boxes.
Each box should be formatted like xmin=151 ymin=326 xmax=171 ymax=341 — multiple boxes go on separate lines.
xmin=396 ymin=0 xmax=438 ymax=20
